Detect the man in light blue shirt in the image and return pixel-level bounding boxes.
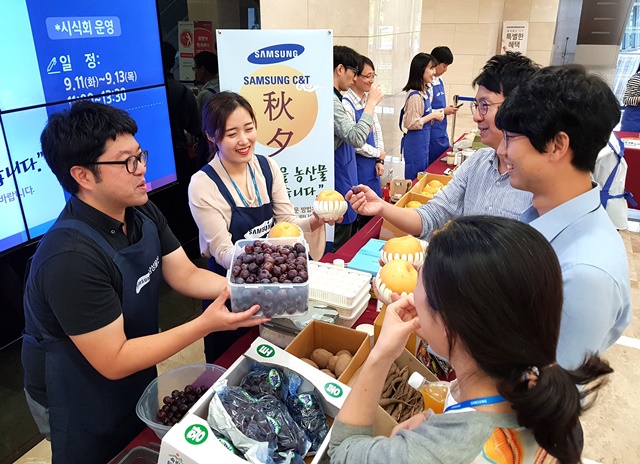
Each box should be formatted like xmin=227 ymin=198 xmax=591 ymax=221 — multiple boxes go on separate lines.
xmin=347 ymin=52 xmax=536 ymax=240
xmin=496 ymin=65 xmax=632 ymax=369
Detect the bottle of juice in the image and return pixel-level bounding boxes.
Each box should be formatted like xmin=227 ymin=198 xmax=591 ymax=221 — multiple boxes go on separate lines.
xmin=408 ymin=372 xmax=449 ymax=414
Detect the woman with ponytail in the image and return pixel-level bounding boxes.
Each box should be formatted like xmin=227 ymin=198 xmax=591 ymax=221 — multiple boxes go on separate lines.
xmin=328 ymin=216 xmax=612 ymax=464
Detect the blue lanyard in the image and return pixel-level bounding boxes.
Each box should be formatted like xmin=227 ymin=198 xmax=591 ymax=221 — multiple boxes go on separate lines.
xmin=220 ymin=161 xmax=262 ymax=208
xmin=443 ymin=395 xmax=506 ymax=413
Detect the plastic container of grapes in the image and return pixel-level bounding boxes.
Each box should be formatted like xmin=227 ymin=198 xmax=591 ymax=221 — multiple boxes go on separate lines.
xmin=228 ymin=237 xmax=310 ymax=318
xmin=136 ymin=363 xmax=226 ymax=439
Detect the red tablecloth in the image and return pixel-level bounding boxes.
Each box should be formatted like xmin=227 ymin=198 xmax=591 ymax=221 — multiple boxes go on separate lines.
xmin=614 ymin=131 xmax=640 ymax=210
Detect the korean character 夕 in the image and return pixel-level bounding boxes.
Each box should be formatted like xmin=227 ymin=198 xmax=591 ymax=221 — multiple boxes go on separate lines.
xmin=71 ymin=20 xmax=82 ymax=35
xmin=60 ymin=55 xmax=72 ymax=72
xmin=94 ymin=19 xmax=104 ymax=35
xmin=104 ymin=19 xmax=114 ymax=35
xmin=81 ymin=20 xmax=92 ymax=35
xmin=85 ymin=53 xmax=96 ymax=69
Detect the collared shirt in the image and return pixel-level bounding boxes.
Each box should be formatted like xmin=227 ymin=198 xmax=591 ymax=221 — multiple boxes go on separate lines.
xmin=342 ymin=88 xmax=385 ymax=159
xmin=416 ymin=148 xmax=533 ymax=240
xmin=333 ymin=89 xmax=373 ymax=150
xmin=522 ymin=185 xmax=632 ymax=369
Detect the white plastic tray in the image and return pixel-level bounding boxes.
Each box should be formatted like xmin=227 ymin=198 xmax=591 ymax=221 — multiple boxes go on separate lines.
xmin=308 ymin=261 xmax=371 ymax=309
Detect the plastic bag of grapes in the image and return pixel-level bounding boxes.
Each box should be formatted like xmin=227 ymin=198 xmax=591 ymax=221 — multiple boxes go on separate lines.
xmin=257 ymin=395 xmax=311 ymax=456
xmin=208 ymin=384 xmax=276 ymax=464
xmin=285 ymin=391 xmax=329 ymax=453
xmin=240 ymin=365 xmax=301 ymax=402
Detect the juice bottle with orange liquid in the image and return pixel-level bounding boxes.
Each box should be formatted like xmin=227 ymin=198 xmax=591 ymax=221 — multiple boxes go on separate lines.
xmin=408 ymin=372 xmax=450 ymax=414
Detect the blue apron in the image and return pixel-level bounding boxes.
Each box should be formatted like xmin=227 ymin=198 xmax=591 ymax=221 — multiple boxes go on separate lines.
xmin=600 ymin=135 xmax=637 ymax=208
xmin=200 ymin=155 xmax=274 ymax=362
xmin=429 ymin=78 xmax=450 ymax=165
xmin=621 ymin=73 xmax=640 ymax=132
xmin=343 ymin=96 xmax=382 ymax=197
xmin=334 ymin=141 xmax=358 ymax=225
xmin=400 ymin=90 xmax=432 ymax=181
xmin=23 ymin=212 xmax=162 ymax=464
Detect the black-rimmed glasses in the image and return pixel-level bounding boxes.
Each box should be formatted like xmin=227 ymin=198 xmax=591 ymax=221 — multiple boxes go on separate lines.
xmin=345 ymin=65 xmax=359 ymax=74
xmin=470 ymin=100 xmax=502 ymax=116
xmin=502 ymin=130 xmax=526 ymax=148
xmin=85 ymin=150 xmax=148 ymax=174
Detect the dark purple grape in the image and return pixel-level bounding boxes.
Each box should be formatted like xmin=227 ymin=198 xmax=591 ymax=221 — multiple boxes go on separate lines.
xmin=163 ymin=396 xmax=173 ymax=405
xmin=292 ymin=276 xmax=303 ymax=284
xmin=262 ymin=262 xmax=274 ymax=273
xmin=284 ymin=279 xmax=292 ymax=284
xmin=254 ymin=246 xmax=262 ymax=253
xmin=179 ymin=403 xmax=189 ymax=413
xmin=264 ymin=289 xmax=274 ymax=301
xmin=281 ymin=248 xmax=290 ymax=256
xmin=248 ymin=263 xmax=258 ymax=274
xmin=240 ymin=269 xmax=250 ymax=279
xmin=241 ymin=263 xmax=249 ymax=270
xmin=171 ymin=390 xmax=180 ymax=399
xmin=258 ymin=270 xmax=271 ymax=280
xmin=295 ymin=264 xmax=305 ymax=272
xmin=296 ymin=244 xmax=306 ymax=254
xmin=274 ymin=256 xmax=285 ymax=265
xmin=184 ymin=385 xmax=194 ymax=394
xmin=272 ymin=266 xmax=281 ymax=277
xmin=259 ymin=279 xmax=269 ymax=284
xmin=255 ymin=254 xmax=265 ymax=265
xmin=298 ymin=270 xmax=308 ymax=282
xmin=235 ymin=277 xmax=245 ymax=284
xmin=278 ymin=274 xmax=287 ymax=283
xmin=351 ymin=185 xmax=362 ymax=195
xmin=162 ymin=404 xmax=170 ymax=412
xmin=246 ymin=275 xmax=257 ymax=284
xmin=244 ymin=244 xmax=254 ymax=254
xmin=170 ymin=405 xmax=179 ymax=413
xmin=287 ymin=269 xmax=298 ymax=279
xmin=231 ymin=266 xmax=241 ymax=277
xmin=270 ymin=277 xmax=278 ymax=283
xmin=280 ymin=264 xmax=288 ymax=273
xmin=242 ymin=254 xmax=255 ymax=264
xmin=286 ymin=304 xmax=299 ymax=315
xmin=157 ymin=410 xmax=167 ymax=421
xmin=253 ymin=240 xmax=263 ymax=247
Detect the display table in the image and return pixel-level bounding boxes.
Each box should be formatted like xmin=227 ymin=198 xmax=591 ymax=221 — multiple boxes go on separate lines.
xmin=123 ymin=148 xmax=454 ymax=454
xmin=613 ymin=131 xmax=640 ymax=210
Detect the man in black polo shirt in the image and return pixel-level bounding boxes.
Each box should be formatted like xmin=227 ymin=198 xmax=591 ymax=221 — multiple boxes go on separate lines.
xmin=21 ymin=101 xmax=268 ymax=464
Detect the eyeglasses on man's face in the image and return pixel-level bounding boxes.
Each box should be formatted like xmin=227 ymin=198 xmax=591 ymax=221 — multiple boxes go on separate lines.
xmin=345 ymin=65 xmax=359 ymax=75
xmin=502 ymin=130 xmax=526 ymax=148
xmin=470 ymin=100 xmax=502 ymax=116
xmin=359 ymin=72 xmax=377 ymax=81
xmin=85 ymin=150 xmax=148 ymax=174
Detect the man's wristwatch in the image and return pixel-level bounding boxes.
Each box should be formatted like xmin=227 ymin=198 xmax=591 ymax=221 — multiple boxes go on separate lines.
xmin=376 ymin=158 xmax=384 ymax=165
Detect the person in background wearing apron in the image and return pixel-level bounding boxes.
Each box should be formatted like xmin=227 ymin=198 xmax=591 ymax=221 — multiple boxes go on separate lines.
xmin=428 ymin=46 xmax=460 ymax=166
xmin=332 ymin=45 xmax=384 ymax=251
xmin=342 ymin=55 xmax=385 ymax=234
xmin=188 ymin=92 xmax=332 ymax=363
xmin=400 ymin=53 xmax=444 ymax=181
xmin=21 ymin=101 xmax=267 ymax=464
xmin=620 ymin=64 xmax=640 ymax=132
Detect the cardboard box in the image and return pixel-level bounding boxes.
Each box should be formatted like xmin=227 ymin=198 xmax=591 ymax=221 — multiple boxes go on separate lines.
xmin=379 ymin=193 xmax=429 ymax=240
xmin=410 ymin=173 xmax=452 ymax=195
xmin=286 ymin=320 xmax=371 ymax=384
xmin=373 ymin=305 xmax=418 ymax=354
xmin=158 ymin=337 xmax=351 ymax=464
xmin=346 ymin=348 xmax=438 ymax=436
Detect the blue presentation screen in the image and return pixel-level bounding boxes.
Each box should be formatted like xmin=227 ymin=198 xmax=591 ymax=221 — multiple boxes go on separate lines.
xmin=0 ymin=0 xmax=176 ymax=255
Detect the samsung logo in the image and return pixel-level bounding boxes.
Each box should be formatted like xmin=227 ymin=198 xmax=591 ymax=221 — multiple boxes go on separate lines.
xmin=248 ymin=44 xmax=304 ymax=64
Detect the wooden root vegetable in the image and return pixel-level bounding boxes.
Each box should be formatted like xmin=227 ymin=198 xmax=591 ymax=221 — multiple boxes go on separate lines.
xmin=378 ymin=363 xmax=425 ymax=422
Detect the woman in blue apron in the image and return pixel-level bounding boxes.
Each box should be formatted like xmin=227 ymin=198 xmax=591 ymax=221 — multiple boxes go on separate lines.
xmin=22 ymin=213 xmax=162 ymax=463
xmin=188 ymin=92 xmax=328 ymax=363
xmin=400 ymin=53 xmax=444 ymax=181
xmin=621 ymin=65 xmax=640 ymax=132
xmin=428 ymin=46 xmax=458 ymax=166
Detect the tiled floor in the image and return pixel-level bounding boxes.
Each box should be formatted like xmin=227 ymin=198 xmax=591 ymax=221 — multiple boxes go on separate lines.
xmin=10 ymin=93 xmax=640 ymax=463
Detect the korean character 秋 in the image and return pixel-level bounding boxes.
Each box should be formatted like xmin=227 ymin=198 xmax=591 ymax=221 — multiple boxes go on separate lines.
xmin=94 ymin=19 xmax=105 ymax=35
xmin=295 ymin=166 xmax=304 ymax=183
xmin=6 ymin=191 xmax=15 ymax=202
xmin=60 ymin=55 xmax=72 ymax=72
xmin=71 ymin=20 xmax=82 ymax=35
xmin=104 ymin=19 xmax=114 ymax=35
xmin=85 ymin=53 xmax=96 ymax=69
xmin=81 ymin=20 xmax=92 ymax=35
xmin=59 ymin=20 xmax=72 ymax=36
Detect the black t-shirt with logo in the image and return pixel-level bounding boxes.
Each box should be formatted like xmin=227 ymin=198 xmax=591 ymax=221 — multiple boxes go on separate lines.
xmin=24 ymin=196 xmax=180 ymax=339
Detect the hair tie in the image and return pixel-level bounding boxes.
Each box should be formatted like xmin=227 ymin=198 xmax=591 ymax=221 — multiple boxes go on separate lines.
xmin=521 ymin=362 xmax=557 ymax=389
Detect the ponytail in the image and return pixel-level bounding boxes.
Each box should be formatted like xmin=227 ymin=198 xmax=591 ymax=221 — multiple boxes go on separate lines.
xmin=499 ymin=355 xmax=613 ymax=464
